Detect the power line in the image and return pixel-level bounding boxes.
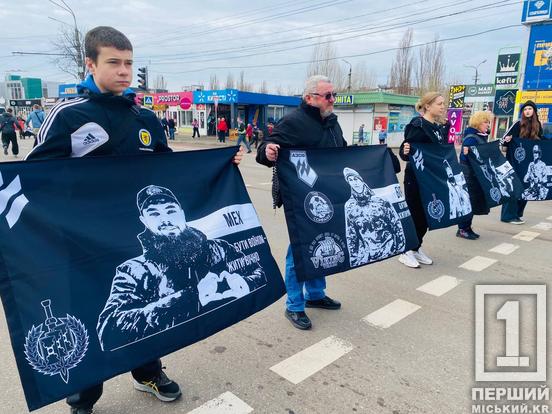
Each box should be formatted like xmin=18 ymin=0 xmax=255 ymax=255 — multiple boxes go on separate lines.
xmin=156 ymin=23 xmax=520 ymax=74
xmin=144 ymin=0 xmax=515 ymax=66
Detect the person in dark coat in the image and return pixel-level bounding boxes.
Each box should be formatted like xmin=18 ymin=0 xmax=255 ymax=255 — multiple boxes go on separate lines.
xmin=499 ymin=100 xmax=543 ymax=224
xmin=0 ymin=108 xmax=23 ymax=157
xmin=457 ymin=111 xmax=493 ymax=240
xmin=256 ymin=75 xmax=346 ymax=331
xmin=398 ymin=92 xmax=447 ymax=269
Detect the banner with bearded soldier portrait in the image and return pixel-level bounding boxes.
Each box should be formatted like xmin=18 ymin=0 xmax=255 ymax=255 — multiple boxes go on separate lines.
xmin=409 ymin=143 xmax=473 ymax=230
xmin=277 ymin=145 xmax=419 ymax=282
xmin=0 ymin=147 xmax=285 ymax=411
xmin=507 ymin=138 xmax=552 ymax=201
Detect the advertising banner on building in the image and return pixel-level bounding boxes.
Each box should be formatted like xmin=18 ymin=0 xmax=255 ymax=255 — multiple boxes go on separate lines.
xmin=495 ymin=52 xmax=521 ymax=88
xmin=465 ymin=84 xmax=496 ymax=100
xmin=523 ymin=23 xmax=552 ymax=90
xmin=521 ymin=0 xmax=552 ymax=24
xmin=447 ymin=109 xmax=463 ymax=143
xmin=449 ymin=85 xmax=466 ymax=108
xmin=494 ymin=89 xmax=518 ymax=116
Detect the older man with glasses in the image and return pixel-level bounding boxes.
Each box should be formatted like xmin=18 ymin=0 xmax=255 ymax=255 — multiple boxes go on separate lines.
xmin=256 ymin=75 xmax=347 ymax=330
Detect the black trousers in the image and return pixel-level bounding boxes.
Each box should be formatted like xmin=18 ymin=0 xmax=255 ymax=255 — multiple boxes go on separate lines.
xmin=192 ymin=127 xmax=200 ymax=138
xmin=66 ymin=359 xmax=162 ymax=409
xmin=404 ymin=169 xmax=426 ymax=250
xmin=1 ymin=132 xmax=18 ymax=155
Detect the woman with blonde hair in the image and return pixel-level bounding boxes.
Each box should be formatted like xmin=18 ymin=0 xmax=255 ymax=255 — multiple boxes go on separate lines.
xmin=500 ymin=100 xmax=543 ymax=224
xmin=456 ymin=111 xmax=493 ymax=240
xmin=398 ymin=92 xmax=447 ymax=268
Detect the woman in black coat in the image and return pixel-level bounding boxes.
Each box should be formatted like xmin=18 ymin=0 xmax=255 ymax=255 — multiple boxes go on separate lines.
xmin=457 ymin=111 xmax=493 ymax=240
xmin=499 ymin=100 xmax=543 ymax=224
xmin=398 ymin=92 xmax=447 ymax=268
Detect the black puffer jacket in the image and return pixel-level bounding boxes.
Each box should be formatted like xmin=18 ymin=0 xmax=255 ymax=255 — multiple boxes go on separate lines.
xmin=256 ymin=102 xmax=347 ymax=207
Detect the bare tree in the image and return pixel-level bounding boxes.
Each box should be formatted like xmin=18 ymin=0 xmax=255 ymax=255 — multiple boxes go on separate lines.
xmin=225 ymin=72 xmax=235 ymax=89
xmin=209 ymin=74 xmax=220 ymax=90
xmin=415 ymin=35 xmax=445 ymax=95
xmin=51 ymin=24 xmax=86 ymax=81
xmin=388 ymin=28 xmax=415 ymax=95
xmin=306 ymin=40 xmax=345 ymax=91
xmin=238 ymin=71 xmax=253 ymax=91
xmin=352 ymin=62 xmax=377 ymax=91
xmin=257 ymin=80 xmax=269 ymax=94
xmin=275 ymin=84 xmax=285 ymax=95
xmin=153 ymin=74 xmax=167 ymax=90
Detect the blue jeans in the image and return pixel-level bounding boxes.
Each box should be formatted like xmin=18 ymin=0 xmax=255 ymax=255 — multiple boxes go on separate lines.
xmin=169 ymin=128 xmax=175 ymax=140
xmin=285 ymin=245 xmax=326 ymax=312
xmin=237 ymin=134 xmax=251 ymax=151
xmin=501 ymin=198 xmax=527 ymax=222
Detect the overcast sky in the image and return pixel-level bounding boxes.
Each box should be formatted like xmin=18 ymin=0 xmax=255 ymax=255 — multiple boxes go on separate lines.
xmin=0 ymin=0 xmax=528 ymax=94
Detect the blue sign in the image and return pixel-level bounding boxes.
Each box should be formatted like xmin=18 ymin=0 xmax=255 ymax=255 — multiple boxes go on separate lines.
xmin=522 ymin=0 xmax=552 ymax=24
xmin=523 ymin=23 xmax=552 ymax=90
xmin=194 ymin=89 xmax=238 ymax=105
xmin=58 ymin=84 xmax=78 ymax=99
xmin=143 ymin=95 xmax=153 ymax=106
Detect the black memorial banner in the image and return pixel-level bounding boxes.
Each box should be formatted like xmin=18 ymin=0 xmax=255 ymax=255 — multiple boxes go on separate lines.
xmin=277 ymin=145 xmax=418 ymax=282
xmin=507 ymin=138 xmax=552 ymax=201
xmin=0 ymin=147 xmax=285 ymax=411
xmin=466 ymin=141 xmax=523 ymax=208
xmin=409 ymin=143 xmax=472 ymax=230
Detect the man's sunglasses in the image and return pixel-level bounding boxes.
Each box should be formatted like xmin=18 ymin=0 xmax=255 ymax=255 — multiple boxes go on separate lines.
xmin=310 ymin=92 xmax=337 ymax=101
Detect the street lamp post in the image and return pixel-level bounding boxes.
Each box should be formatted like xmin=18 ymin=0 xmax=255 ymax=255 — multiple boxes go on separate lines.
xmin=464 ymin=59 xmax=487 ymax=85
xmin=342 ymin=59 xmax=352 ymax=93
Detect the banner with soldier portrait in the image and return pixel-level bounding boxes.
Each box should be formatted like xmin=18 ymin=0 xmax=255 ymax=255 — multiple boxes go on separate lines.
xmin=409 ymin=143 xmax=473 ymax=230
xmin=507 ymin=138 xmax=552 ymax=201
xmin=277 ymin=145 xmax=419 ymax=282
xmin=466 ymin=141 xmax=523 ymax=208
xmin=0 ymin=147 xmax=285 ymax=411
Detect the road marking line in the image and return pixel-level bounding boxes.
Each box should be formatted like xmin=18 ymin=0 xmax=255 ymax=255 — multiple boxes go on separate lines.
xmin=269 ymin=336 xmax=353 ymax=384
xmin=416 ymin=276 xmax=462 ymax=297
xmin=489 ymin=243 xmax=520 ymax=255
xmin=187 ymin=392 xmax=253 ymax=414
xmin=532 ymin=222 xmax=552 ymax=231
xmin=362 ymin=299 xmax=421 ymax=329
xmin=512 ymin=231 xmax=540 ymax=242
xmin=459 ymin=256 xmax=497 ymax=272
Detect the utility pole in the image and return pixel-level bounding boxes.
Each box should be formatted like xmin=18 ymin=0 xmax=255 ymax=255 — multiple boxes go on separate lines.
xmin=342 ymin=59 xmax=352 ymax=93
xmin=49 ymin=0 xmax=85 ymax=80
xmin=464 ymin=59 xmax=487 ymax=85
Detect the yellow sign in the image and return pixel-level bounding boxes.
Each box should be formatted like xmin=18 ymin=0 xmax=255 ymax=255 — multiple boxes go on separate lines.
xmin=139 ymin=129 xmax=152 ymax=146
xmin=516 ymin=91 xmax=552 ymax=104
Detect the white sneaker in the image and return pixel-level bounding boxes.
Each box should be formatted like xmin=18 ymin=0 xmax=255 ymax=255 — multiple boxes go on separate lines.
xmin=413 ymin=248 xmax=433 ymax=265
xmin=398 ymin=251 xmax=420 ymax=268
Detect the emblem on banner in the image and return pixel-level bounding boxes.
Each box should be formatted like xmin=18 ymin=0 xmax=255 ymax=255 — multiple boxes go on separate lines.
xmin=139 ymin=129 xmax=152 ymax=146
xmin=290 ymin=151 xmax=318 ymax=187
xmin=514 ymin=143 xmax=526 ymax=163
xmin=308 ymin=233 xmax=346 ymax=269
xmin=490 ymin=187 xmax=502 ymax=203
xmin=304 ymin=191 xmax=333 ymax=223
xmin=24 ymin=300 xmax=89 ymax=384
xmin=413 ymin=149 xmax=425 ymax=171
xmin=427 ymin=193 xmax=445 ymax=222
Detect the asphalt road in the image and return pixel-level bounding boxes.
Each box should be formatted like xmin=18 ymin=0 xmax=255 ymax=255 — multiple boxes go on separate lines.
xmin=0 ymin=138 xmax=550 ymax=414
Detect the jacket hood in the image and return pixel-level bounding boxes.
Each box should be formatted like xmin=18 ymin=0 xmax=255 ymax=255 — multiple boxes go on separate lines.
xmin=77 ymin=75 xmax=135 ymax=99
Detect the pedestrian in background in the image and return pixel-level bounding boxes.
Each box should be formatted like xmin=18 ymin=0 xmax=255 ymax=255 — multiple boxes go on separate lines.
xmin=250 ymin=123 xmax=260 ymax=149
xmin=167 ymin=117 xmax=176 ymax=140
xmin=0 ymin=108 xmax=22 ymax=157
xmin=246 ymin=123 xmax=253 ymax=144
xmin=160 ymin=116 xmax=169 ymax=138
xmin=26 ymin=104 xmax=45 ymax=146
xmin=217 ymin=117 xmax=228 ymax=143
xmin=237 ymin=118 xmax=252 ymax=153
xmin=192 ymin=118 xmax=200 ymax=138
xmin=358 ymin=123 xmax=364 ymax=144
